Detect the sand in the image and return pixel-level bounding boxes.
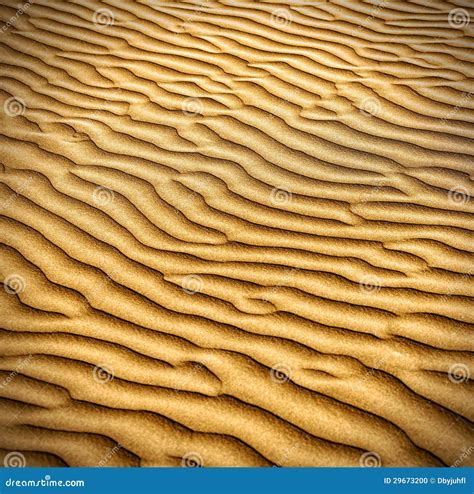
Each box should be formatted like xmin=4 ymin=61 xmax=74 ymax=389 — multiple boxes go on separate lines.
xmin=0 ymin=0 xmax=473 ymax=468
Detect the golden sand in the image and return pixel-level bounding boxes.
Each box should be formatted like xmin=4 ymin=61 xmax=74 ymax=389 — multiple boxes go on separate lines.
xmin=0 ymin=0 xmax=473 ymax=467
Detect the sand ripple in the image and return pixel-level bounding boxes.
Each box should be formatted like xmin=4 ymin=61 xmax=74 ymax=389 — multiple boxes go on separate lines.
xmin=0 ymin=0 xmax=473 ymax=467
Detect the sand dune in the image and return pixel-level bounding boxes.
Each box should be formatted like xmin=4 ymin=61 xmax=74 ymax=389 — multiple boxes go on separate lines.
xmin=0 ymin=0 xmax=473 ymax=467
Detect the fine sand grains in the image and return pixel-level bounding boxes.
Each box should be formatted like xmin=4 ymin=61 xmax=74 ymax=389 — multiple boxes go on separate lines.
xmin=0 ymin=0 xmax=473 ymax=467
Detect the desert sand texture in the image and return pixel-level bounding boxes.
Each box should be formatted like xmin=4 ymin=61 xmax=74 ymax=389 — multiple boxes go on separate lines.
xmin=0 ymin=0 xmax=473 ymax=468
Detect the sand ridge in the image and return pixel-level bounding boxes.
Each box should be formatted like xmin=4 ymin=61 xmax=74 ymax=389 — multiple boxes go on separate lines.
xmin=0 ymin=0 xmax=473 ymax=467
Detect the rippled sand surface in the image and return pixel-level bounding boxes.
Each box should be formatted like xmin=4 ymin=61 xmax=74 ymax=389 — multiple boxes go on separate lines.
xmin=0 ymin=0 xmax=473 ymax=468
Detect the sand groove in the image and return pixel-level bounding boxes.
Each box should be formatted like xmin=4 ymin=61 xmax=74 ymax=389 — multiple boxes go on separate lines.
xmin=0 ymin=0 xmax=473 ymax=467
